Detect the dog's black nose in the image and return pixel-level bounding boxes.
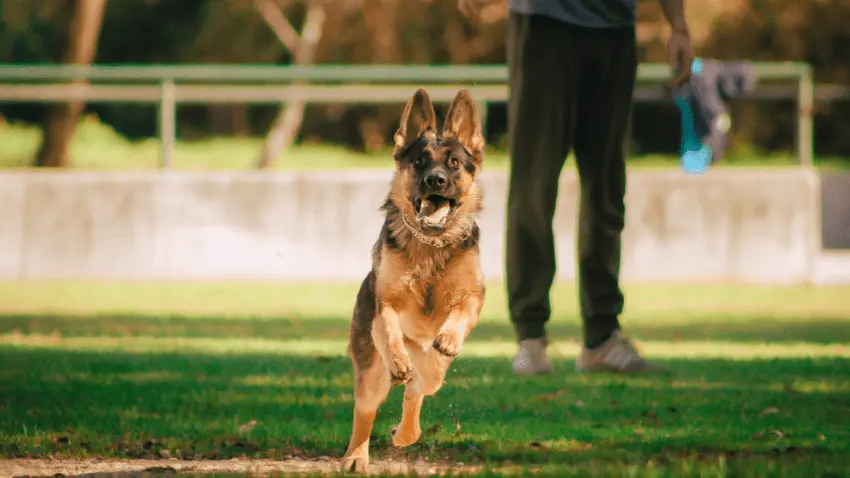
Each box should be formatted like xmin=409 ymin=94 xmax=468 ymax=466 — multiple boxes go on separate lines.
xmin=424 ymin=172 xmax=447 ymax=190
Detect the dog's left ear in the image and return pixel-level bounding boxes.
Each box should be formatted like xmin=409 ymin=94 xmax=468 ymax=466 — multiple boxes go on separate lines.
xmin=442 ymin=89 xmax=484 ymax=154
xmin=394 ymin=88 xmax=437 ymax=150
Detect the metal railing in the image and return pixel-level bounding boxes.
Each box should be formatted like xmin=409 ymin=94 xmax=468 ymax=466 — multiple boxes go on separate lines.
xmin=0 ymin=62 xmax=815 ymax=168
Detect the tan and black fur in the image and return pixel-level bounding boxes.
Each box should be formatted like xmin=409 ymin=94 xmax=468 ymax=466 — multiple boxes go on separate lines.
xmin=340 ymin=88 xmax=486 ymax=473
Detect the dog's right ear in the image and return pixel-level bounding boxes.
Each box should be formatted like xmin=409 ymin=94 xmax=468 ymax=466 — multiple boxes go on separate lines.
xmin=394 ymin=88 xmax=437 ymax=150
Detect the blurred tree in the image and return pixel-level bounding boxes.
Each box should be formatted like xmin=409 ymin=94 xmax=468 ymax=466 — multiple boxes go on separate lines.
xmin=181 ymin=0 xmax=281 ymax=138
xmin=0 ymin=0 xmax=67 ymax=62
xmin=2 ymin=0 xmax=848 ymax=160
xmin=34 ymin=0 xmax=106 ymax=167
xmin=702 ymin=0 xmax=850 ymax=156
xmin=0 ymin=1 xmax=68 ymax=128
xmin=95 ymin=0 xmax=266 ymax=140
xmin=253 ymin=0 xmax=328 ymax=169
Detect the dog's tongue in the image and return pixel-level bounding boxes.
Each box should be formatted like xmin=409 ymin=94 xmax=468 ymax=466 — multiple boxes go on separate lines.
xmin=417 ymin=198 xmax=450 ymax=226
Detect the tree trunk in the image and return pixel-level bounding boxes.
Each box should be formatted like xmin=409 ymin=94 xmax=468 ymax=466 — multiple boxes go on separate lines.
xmin=255 ymin=2 xmax=326 ymax=169
xmin=35 ymin=0 xmax=107 ymax=168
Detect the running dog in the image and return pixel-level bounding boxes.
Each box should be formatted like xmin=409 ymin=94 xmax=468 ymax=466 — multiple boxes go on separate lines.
xmin=340 ymin=88 xmax=486 ymax=473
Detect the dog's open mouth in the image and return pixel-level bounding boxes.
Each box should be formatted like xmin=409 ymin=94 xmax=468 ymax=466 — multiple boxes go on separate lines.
xmin=414 ymin=195 xmax=457 ymax=230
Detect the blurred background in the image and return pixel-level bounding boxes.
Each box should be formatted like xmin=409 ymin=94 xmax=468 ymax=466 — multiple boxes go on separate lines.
xmin=1 ymin=0 xmax=849 ymax=169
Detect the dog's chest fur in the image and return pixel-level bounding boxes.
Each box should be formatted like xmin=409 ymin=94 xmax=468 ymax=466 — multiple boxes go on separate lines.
xmin=386 ymin=243 xmax=459 ymax=311
xmin=372 ymin=221 xmax=481 ymax=348
xmin=393 ymin=256 xmax=466 ymax=348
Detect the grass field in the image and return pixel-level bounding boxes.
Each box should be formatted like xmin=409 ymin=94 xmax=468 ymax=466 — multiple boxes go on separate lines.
xmin=2 ymin=118 xmax=848 ymax=171
xmin=1 ymin=280 xmax=849 ymax=477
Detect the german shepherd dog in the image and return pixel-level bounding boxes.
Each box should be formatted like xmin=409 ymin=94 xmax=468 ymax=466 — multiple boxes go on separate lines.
xmin=340 ymin=88 xmax=486 ymax=473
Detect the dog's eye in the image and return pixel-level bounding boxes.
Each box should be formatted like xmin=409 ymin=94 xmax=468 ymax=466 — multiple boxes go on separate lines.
xmin=448 ymin=156 xmax=459 ymax=168
xmin=413 ymin=156 xmax=426 ymax=167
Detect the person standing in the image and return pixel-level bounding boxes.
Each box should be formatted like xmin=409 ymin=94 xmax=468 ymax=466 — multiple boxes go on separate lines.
xmin=458 ymin=0 xmax=694 ymax=374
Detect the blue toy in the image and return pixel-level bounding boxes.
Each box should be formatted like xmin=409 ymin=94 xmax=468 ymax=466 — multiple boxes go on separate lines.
xmin=671 ymin=57 xmax=757 ymax=175
xmin=674 ymin=58 xmax=711 ymax=175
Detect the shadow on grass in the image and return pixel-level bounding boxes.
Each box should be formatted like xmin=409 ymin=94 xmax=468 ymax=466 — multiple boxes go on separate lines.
xmin=1 ymin=346 xmax=848 ymax=469
xmin=2 ymin=313 xmax=850 ymax=345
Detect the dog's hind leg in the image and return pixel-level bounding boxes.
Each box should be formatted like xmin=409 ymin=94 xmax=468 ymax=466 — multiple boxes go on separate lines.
xmin=341 ymin=353 xmax=391 ymax=473
xmin=342 ymin=272 xmax=388 ymax=473
xmin=392 ymin=344 xmax=453 ymax=447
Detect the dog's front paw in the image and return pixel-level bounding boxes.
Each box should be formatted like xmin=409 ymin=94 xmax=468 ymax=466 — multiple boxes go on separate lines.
xmin=433 ymin=331 xmax=461 ymax=357
xmin=389 ymin=354 xmax=415 ymax=385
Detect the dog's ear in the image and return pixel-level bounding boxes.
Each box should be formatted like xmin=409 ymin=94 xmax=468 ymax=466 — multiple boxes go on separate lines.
xmin=442 ymin=88 xmax=484 ymax=154
xmin=394 ymin=88 xmax=437 ymax=149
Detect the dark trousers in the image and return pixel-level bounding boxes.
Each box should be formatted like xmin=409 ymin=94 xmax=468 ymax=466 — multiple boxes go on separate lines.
xmin=505 ymin=12 xmax=636 ymax=346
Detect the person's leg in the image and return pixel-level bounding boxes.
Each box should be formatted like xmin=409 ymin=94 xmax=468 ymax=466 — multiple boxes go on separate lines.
xmin=571 ymin=25 xmax=632 ymax=349
xmin=571 ymin=25 xmax=664 ymax=373
xmin=505 ymin=12 xmax=576 ymax=374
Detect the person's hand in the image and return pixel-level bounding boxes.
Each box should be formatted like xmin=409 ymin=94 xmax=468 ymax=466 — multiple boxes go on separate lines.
xmin=458 ymin=0 xmax=484 ymax=23
xmin=667 ymin=28 xmax=694 ymax=88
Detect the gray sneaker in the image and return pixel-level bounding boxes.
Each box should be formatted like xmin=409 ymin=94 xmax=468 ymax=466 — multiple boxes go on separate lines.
xmin=576 ymin=330 xmax=667 ymax=374
xmin=512 ymin=337 xmax=554 ymax=375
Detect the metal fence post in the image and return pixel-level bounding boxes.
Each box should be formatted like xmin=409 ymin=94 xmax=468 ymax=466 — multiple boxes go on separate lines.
xmin=159 ymin=79 xmax=176 ymax=169
xmin=798 ymin=66 xmax=814 ymax=168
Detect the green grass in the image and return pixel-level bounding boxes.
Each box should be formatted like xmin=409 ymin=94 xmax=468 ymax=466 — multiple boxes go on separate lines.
xmin=2 ymin=118 xmax=848 ymax=171
xmin=1 ymin=281 xmax=849 ymax=477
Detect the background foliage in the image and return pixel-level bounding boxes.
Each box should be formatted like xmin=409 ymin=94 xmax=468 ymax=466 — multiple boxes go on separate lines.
xmin=1 ymin=0 xmax=848 ymax=157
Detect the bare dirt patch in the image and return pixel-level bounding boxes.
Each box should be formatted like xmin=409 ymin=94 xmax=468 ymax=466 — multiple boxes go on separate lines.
xmin=3 ymin=458 xmax=482 ymax=477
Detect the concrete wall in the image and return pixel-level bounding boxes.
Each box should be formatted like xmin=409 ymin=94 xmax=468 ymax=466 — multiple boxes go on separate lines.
xmin=0 ymin=169 xmax=822 ymax=283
